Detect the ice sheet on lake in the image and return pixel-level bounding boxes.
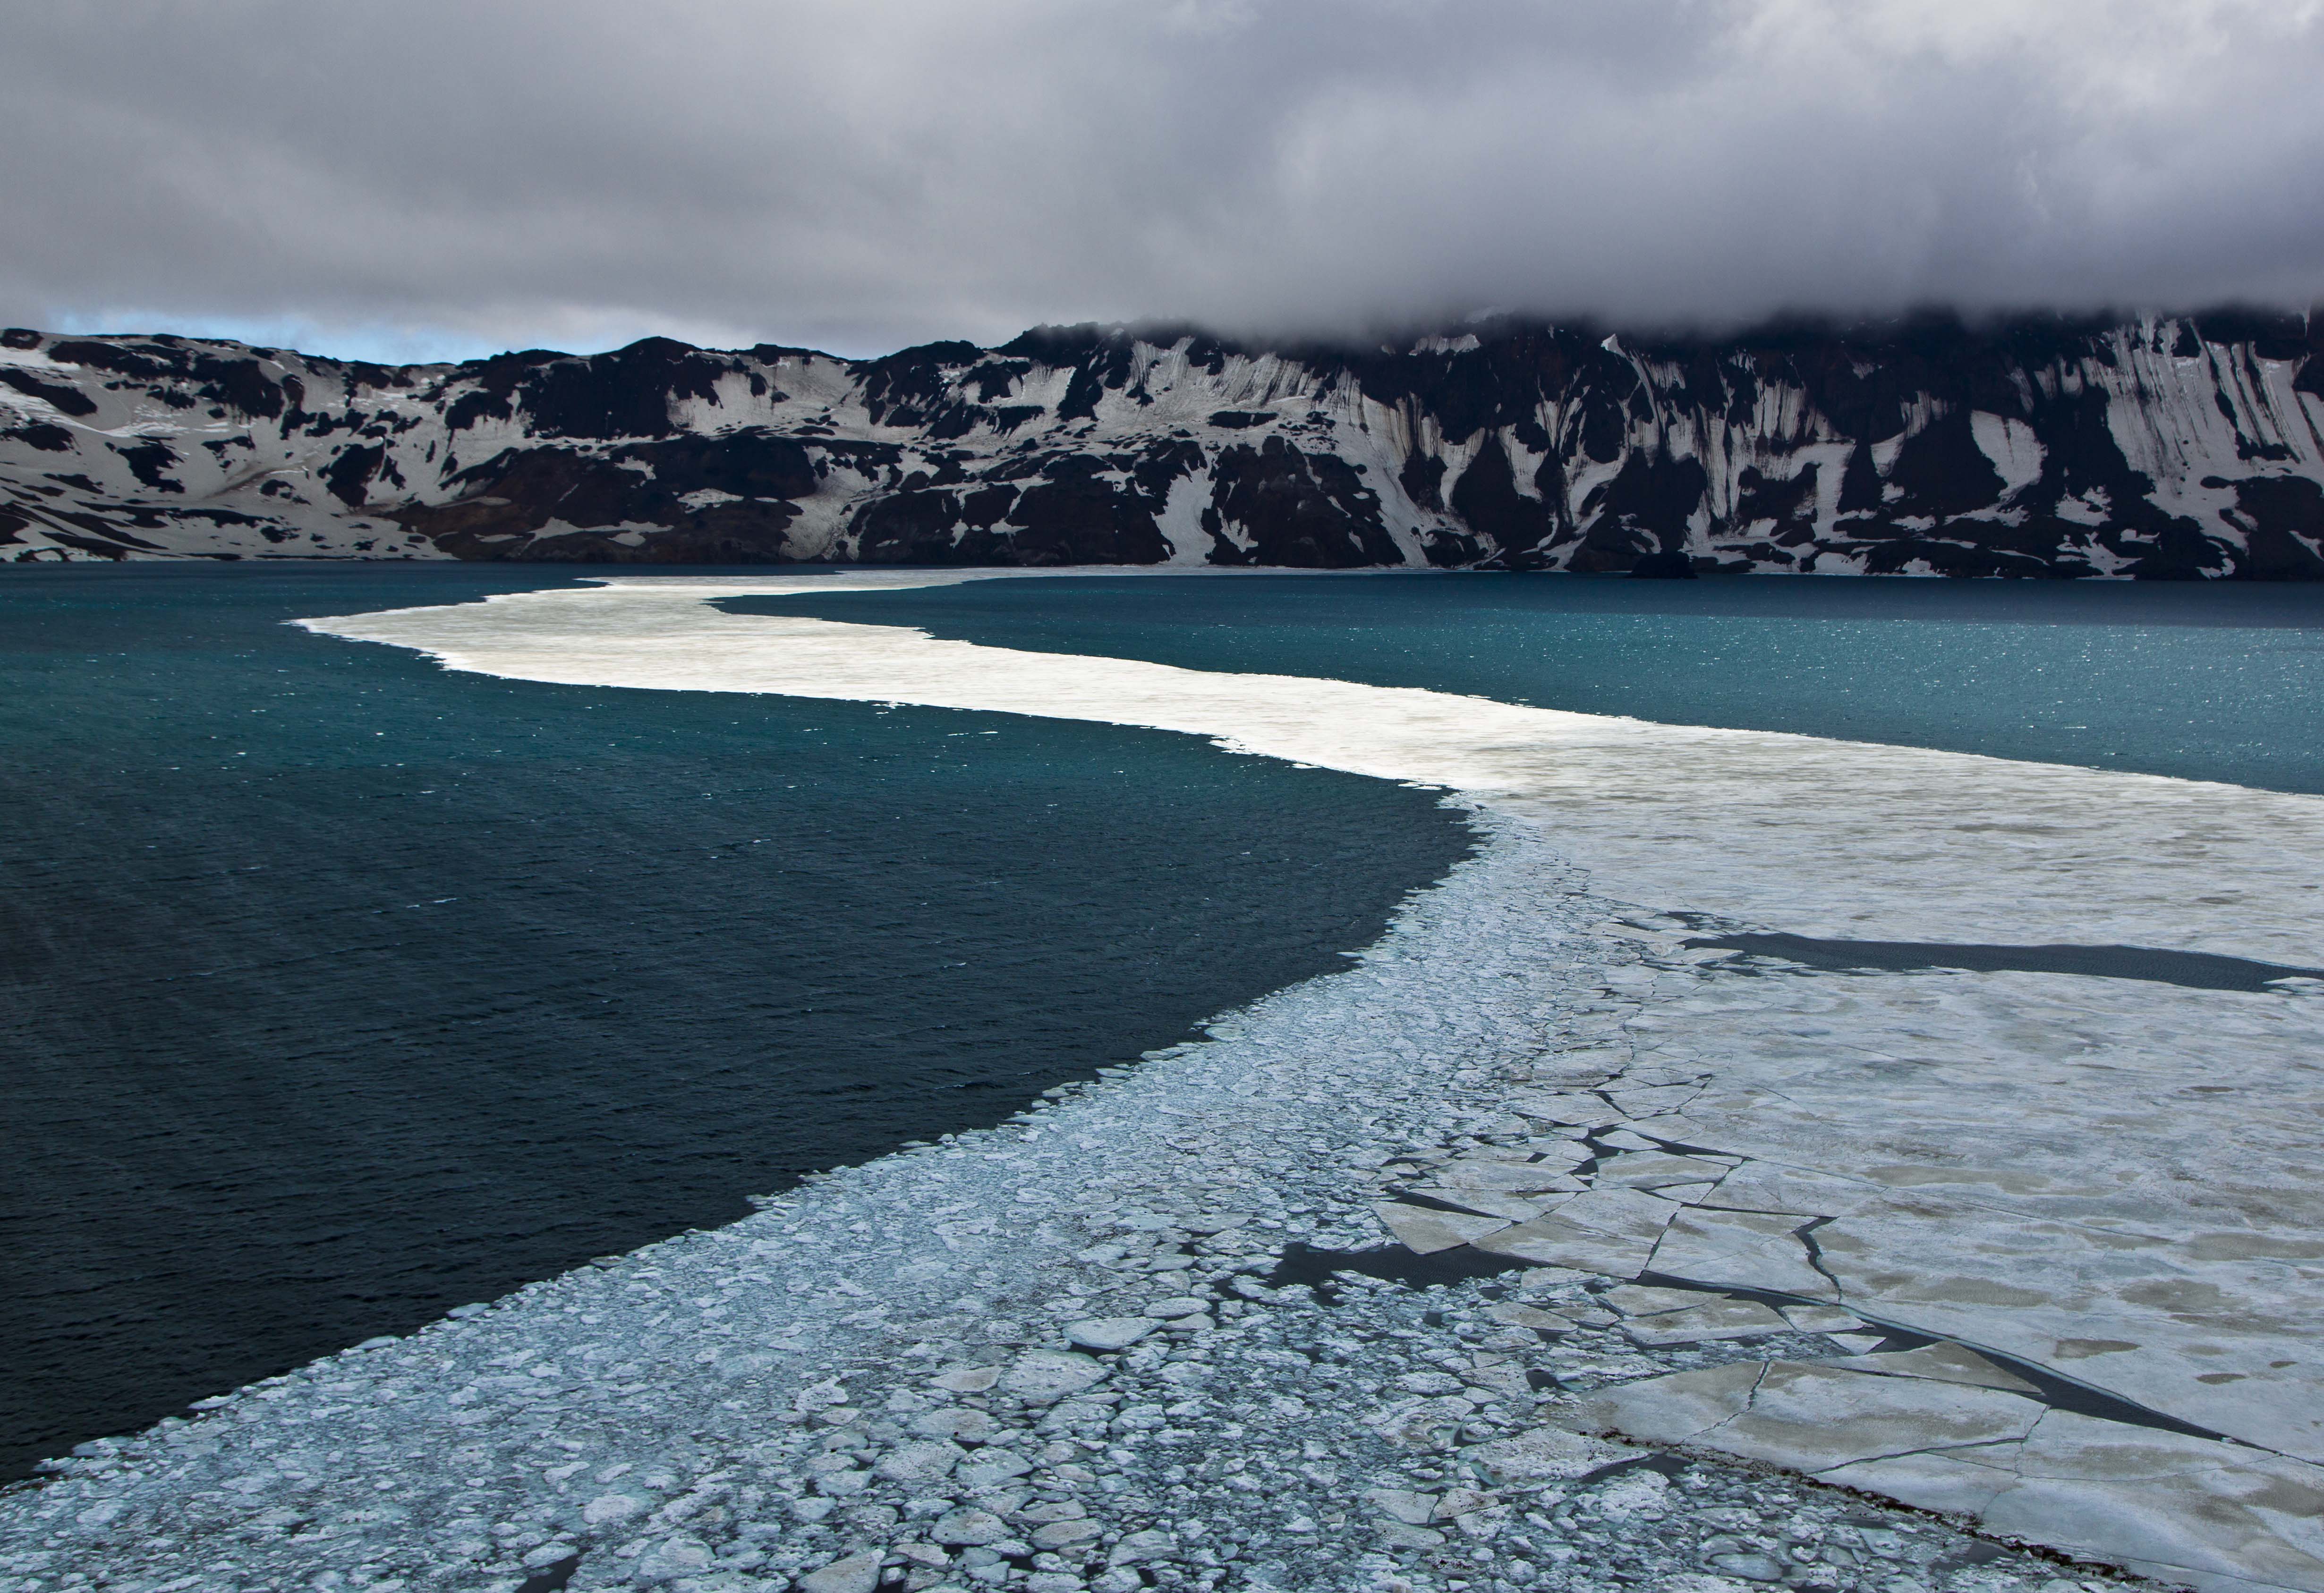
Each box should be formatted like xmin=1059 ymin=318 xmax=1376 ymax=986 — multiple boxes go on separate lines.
xmin=274 ymin=572 xmax=2324 ymax=1585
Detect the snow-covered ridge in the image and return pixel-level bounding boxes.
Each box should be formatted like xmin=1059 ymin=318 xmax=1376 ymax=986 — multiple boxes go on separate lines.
xmin=2 ymin=311 xmax=2321 ymax=575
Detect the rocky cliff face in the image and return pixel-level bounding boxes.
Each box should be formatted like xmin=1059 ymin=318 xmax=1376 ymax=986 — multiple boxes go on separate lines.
xmin=4 ymin=312 xmax=2321 ymax=576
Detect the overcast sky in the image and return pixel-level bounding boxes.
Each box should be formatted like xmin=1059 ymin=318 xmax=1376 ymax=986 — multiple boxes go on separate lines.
xmin=3 ymin=0 xmax=2319 ymax=363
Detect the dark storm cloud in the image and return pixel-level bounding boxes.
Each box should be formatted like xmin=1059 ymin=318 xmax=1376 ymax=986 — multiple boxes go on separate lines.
xmin=3 ymin=0 xmax=2320 ymax=360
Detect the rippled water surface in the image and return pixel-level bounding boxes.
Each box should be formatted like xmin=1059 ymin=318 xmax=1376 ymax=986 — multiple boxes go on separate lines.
xmin=0 ymin=565 xmax=1472 ymax=1477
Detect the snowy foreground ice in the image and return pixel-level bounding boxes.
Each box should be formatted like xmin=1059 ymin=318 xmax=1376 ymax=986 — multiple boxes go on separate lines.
xmin=8 ymin=573 xmax=2324 ymax=1593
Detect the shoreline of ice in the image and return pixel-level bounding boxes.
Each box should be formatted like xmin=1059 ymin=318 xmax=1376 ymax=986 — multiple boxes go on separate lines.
xmin=8 ymin=569 xmax=2324 ymax=1593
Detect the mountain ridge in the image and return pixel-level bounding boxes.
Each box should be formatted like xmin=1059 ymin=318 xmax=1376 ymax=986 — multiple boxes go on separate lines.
xmin=3 ymin=310 xmax=2321 ymax=576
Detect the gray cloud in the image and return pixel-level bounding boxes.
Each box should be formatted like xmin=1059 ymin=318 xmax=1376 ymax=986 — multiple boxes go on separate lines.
xmin=3 ymin=0 xmax=2320 ymax=361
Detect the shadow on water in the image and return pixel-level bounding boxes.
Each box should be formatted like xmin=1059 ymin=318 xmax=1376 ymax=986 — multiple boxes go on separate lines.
xmin=1693 ymin=933 xmax=2324 ymax=992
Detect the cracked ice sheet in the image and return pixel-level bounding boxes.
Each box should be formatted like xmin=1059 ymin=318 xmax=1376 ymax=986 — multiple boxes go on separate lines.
xmin=1583 ymin=1364 xmax=2324 ymax=1593
xmin=1627 ymin=964 xmax=2324 ymax=1465
xmin=297 ymin=571 xmax=2324 ymax=1584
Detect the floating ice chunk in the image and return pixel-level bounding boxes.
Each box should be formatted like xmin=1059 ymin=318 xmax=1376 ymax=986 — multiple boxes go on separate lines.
xmin=1065 ymin=1317 xmax=1159 ymax=1351
xmin=797 ymin=1550 xmax=884 ymax=1593
xmin=1619 ymin=1298 xmax=1790 ymax=1346
xmin=1365 ymin=1487 xmax=1439 ymax=1524
xmin=931 ymin=1364 xmax=1001 ymax=1393
xmin=1645 ymin=1209 xmax=1840 ymax=1301
xmin=793 ymin=1377 xmax=850 ymax=1411
xmin=1473 ymin=1215 xmax=1659 ymax=1277
xmin=934 ymin=1505 xmax=1009 ymax=1546
xmin=1483 ymin=1302 xmax=1575 ymax=1332
xmin=1507 ymin=1092 xmax=1623 ymax=1127
xmin=1605 ymin=1284 xmax=1722 ymax=1316
xmin=1032 ymin=1517 xmax=1103 ymax=1549
xmin=998 ymin=1348 xmax=1107 ymax=1404
xmin=1823 ymin=1342 xmax=2041 ymax=1395
xmin=1463 ymin=1426 xmax=1634 ymax=1488
xmin=583 ymin=1492 xmax=647 ymax=1525
xmin=1109 ymin=1527 xmax=1179 ymax=1565
xmin=911 ymin=1406 xmax=1000 ymax=1442
xmin=874 ymin=1440 xmax=965 ymax=1486
xmin=634 ymin=1534 xmax=714 ymax=1581
xmin=1432 ymin=1155 xmax=1589 ymax=1195
xmin=1592 ymin=1153 xmax=1731 ymax=1188
xmin=958 ymin=1449 xmax=1034 ymax=1490
xmin=1372 ymin=1202 xmax=1512 ymax=1254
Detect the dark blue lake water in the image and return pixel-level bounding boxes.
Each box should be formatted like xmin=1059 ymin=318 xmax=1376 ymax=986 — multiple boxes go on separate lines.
xmin=0 ymin=565 xmax=1470 ymax=1478
xmin=753 ymin=574 xmax=2324 ymax=796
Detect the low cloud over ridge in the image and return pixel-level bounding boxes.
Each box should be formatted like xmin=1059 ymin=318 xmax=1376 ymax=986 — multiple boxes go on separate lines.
xmin=3 ymin=0 xmax=2320 ymax=361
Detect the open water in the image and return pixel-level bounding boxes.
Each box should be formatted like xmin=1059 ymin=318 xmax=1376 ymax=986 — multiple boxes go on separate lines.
xmin=744 ymin=573 xmax=2324 ymax=795
xmin=0 ymin=565 xmax=1470 ymax=1479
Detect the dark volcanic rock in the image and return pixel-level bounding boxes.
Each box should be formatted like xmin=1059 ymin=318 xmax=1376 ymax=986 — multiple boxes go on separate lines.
xmin=1005 ymin=454 xmax=1171 ymax=565
xmin=1448 ymin=435 xmax=1559 ymax=568
xmin=2 ymin=311 xmax=2321 ymax=571
xmin=1210 ymin=436 xmax=1399 ymax=568
xmin=0 ymin=367 xmax=100 ymax=418
xmin=1629 ymin=550 xmax=1699 ymax=578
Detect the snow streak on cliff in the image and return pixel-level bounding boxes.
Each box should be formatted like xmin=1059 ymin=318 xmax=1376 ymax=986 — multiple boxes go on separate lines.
xmin=4 ymin=313 xmax=2321 ymax=576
